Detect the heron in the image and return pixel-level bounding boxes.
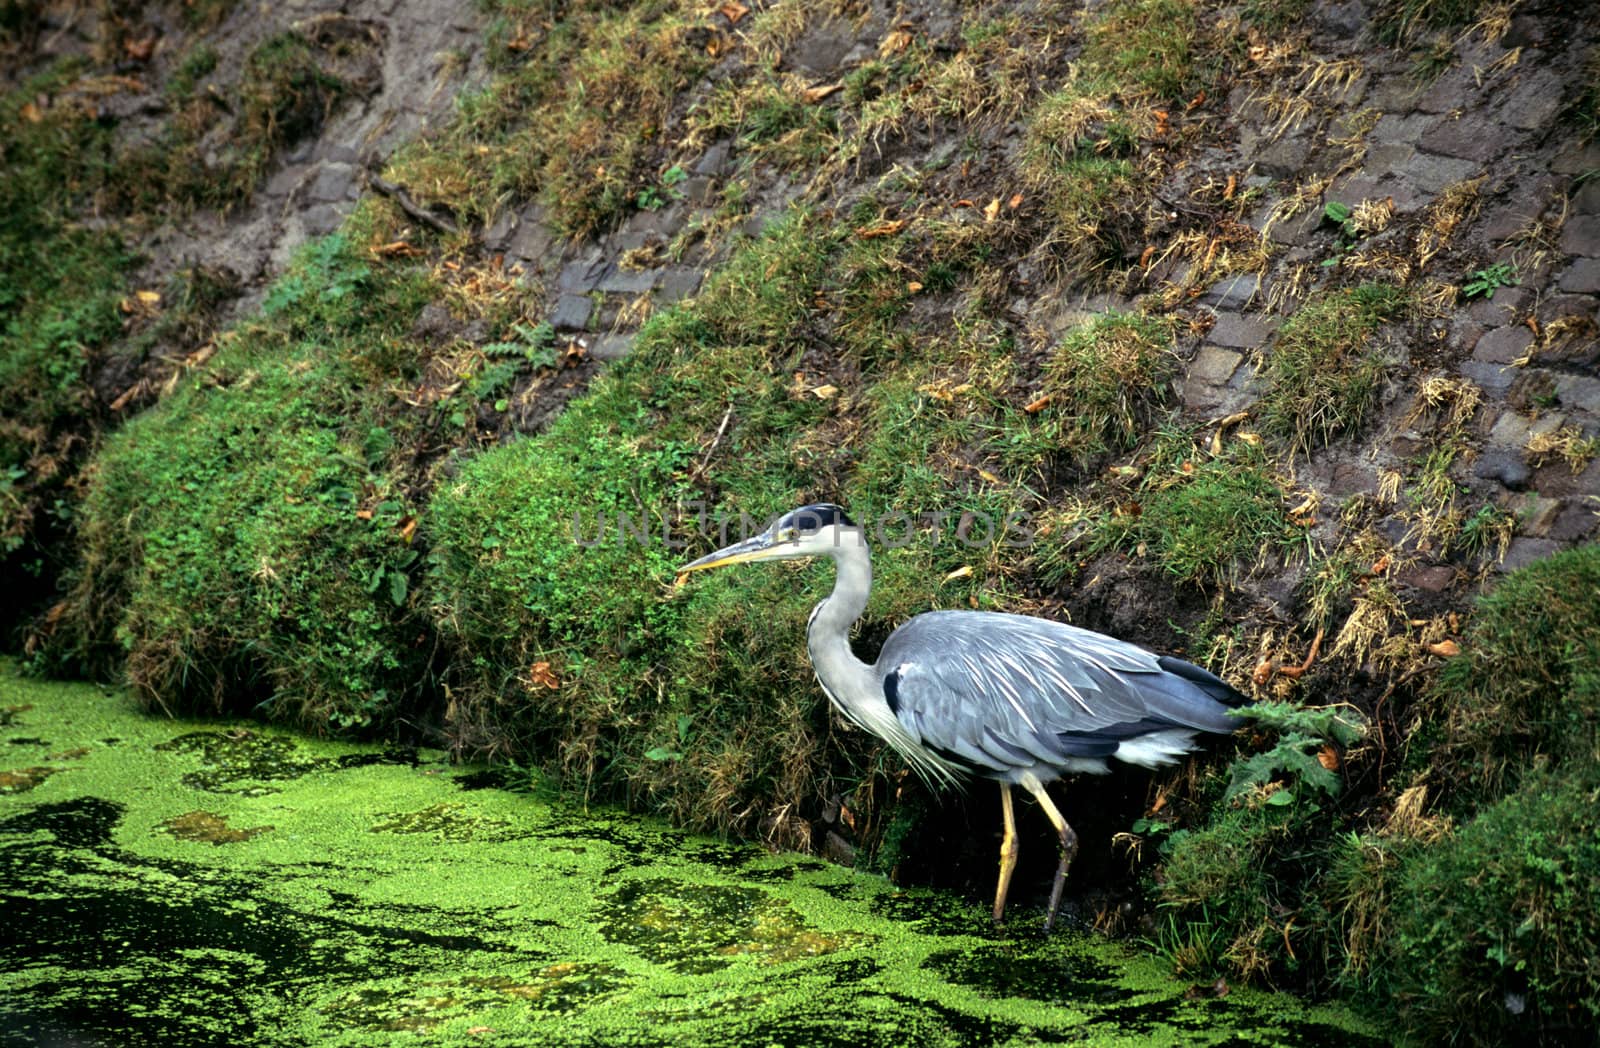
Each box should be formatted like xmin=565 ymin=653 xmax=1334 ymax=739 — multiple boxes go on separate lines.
xmin=678 ymin=503 xmax=1246 ymax=930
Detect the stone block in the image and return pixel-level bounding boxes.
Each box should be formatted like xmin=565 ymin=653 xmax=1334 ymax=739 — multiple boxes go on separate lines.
xmin=596 ymin=265 xmax=657 ymax=295
xmin=1488 ymin=409 xmax=1533 ymax=447
xmin=1459 ymin=359 xmax=1517 ymax=395
xmin=1561 ymin=215 xmax=1600 ymax=257
xmin=1557 ymin=258 xmax=1600 ymax=294
xmin=1473 ymin=325 xmax=1534 ymax=364
xmin=1500 ymin=537 xmax=1562 ymax=572
xmin=1206 ymin=314 xmax=1272 ymax=349
xmin=1419 ymin=116 xmax=1503 ymax=162
xmin=1402 ymin=153 xmax=1481 ymax=194
xmin=1188 ymin=346 xmax=1243 ymax=386
xmin=550 ymin=293 xmax=593 ymax=332
xmin=1200 ymin=274 xmax=1259 ymax=310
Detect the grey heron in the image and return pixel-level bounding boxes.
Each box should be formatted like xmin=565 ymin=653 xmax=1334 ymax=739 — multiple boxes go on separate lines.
xmin=678 ymin=503 xmax=1245 ymax=930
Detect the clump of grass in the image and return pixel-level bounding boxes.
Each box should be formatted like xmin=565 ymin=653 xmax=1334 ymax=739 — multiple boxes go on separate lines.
xmin=1075 ymin=437 xmax=1296 ymax=589
xmin=1036 ymin=311 xmax=1179 ymax=458
xmin=393 ymin=2 xmax=710 ymax=238
xmin=1256 ymin=283 xmax=1407 ymax=456
xmin=1082 ymin=0 xmax=1201 ymax=104
xmin=1022 ymin=83 xmax=1149 ymax=274
xmin=1424 ymin=543 xmax=1600 ymax=810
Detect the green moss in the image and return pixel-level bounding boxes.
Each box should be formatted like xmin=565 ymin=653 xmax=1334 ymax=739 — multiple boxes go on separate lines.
xmin=1390 ymin=767 xmax=1600 ymax=1042
xmin=1426 ymin=542 xmax=1600 ymax=809
xmin=1082 ymin=0 xmax=1201 ymax=105
xmin=1256 ymin=283 xmax=1407 ymax=457
xmin=59 ymin=231 xmax=434 ymax=729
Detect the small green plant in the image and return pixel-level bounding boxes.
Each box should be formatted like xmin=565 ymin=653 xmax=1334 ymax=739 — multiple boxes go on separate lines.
xmin=1225 ymin=701 xmax=1367 ymax=805
xmin=636 ymin=165 xmax=689 ymax=210
xmin=1461 ymin=261 xmax=1518 ymax=299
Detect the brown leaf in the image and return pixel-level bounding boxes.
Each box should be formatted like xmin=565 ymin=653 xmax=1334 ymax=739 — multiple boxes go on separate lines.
xmin=983 ymin=197 xmax=1001 ymax=223
xmin=854 ymin=218 xmax=906 ymax=238
xmin=801 ymin=81 xmax=844 ymax=104
xmin=398 ymin=516 xmax=418 ymax=543
xmin=718 ymin=1 xmax=750 ymax=24
xmin=528 ymin=661 xmax=560 ymax=690
xmin=123 ymin=35 xmax=157 ymax=62
xmin=1428 ymin=639 xmax=1461 ymax=658
xmin=879 ymin=28 xmax=913 ymax=56
xmin=1317 ymin=746 xmax=1340 ymax=771
xmin=19 ymin=101 xmax=44 ymax=123
xmin=355 ymin=508 xmax=374 ymax=521
xmin=810 ymin=384 xmax=839 ymax=399
xmin=942 ymin=564 xmax=973 ymax=583
xmin=1008 ymin=193 xmax=1023 ymax=209
xmin=1023 ymin=393 xmax=1052 ymax=414
xmin=1185 ymin=89 xmax=1207 ymax=111
xmin=371 ymin=240 xmax=421 ymax=257
xmin=906 ymin=280 xmax=924 ymax=293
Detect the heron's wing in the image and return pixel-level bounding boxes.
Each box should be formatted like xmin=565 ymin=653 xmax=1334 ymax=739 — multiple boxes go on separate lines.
xmin=876 ymin=611 xmax=1239 ymax=775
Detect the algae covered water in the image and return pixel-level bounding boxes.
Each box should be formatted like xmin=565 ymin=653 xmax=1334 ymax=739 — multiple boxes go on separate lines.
xmin=1 ymin=665 xmax=1375 ymax=1046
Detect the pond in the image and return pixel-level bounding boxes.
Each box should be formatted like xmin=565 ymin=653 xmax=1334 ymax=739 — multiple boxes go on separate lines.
xmin=1 ymin=663 xmax=1377 ymax=1046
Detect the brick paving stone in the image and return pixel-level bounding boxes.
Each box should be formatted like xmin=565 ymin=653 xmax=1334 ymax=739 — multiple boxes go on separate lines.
xmin=1495 ymin=70 xmax=1565 ymax=130
xmin=655 ymin=268 xmax=704 ymax=303
xmin=1206 ymin=314 xmax=1271 ymax=349
xmin=1459 ymin=359 xmax=1517 ymax=395
xmin=1401 ymin=152 xmax=1481 ymax=194
xmin=1558 ymin=258 xmax=1600 ymax=294
xmin=1473 ymin=447 xmax=1531 ymax=490
xmin=1189 ymin=346 xmax=1243 ymax=385
xmin=1419 ymin=116 xmax=1503 ymax=162
xmin=1200 ymin=274 xmax=1259 ymax=310
xmin=596 ymin=265 xmax=657 ymax=295
xmin=1473 ymin=325 xmax=1534 ymax=364
xmin=1549 ymin=501 xmax=1600 ymax=543
xmin=1501 ymin=537 xmax=1562 ymax=572
xmin=1554 ymin=373 xmax=1600 ymax=417
xmin=550 ymin=293 xmax=593 ymax=332
xmin=1489 ymin=409 xmax=1534 ymax=446
xmin=1561 ymin=215 xmax=1600 ymax=256
xmin=1519 ymin=495 xmax=1564 ymax=537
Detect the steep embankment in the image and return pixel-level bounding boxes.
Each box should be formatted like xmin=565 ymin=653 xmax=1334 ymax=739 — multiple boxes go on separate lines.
xmin=3 ymin=0 xmax=1598 ymax=1040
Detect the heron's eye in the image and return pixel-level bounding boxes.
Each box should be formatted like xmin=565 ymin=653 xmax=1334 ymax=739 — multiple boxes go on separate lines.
xmin=775 ymin=527 xmax=799 ymax=543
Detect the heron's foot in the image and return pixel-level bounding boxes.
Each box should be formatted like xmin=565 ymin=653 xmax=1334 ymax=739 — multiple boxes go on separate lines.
xmin=1041 ymin=823 xmax=1080 ymax=932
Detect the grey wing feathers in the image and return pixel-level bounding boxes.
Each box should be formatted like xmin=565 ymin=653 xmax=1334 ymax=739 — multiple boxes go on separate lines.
xmin=877 ymin=611 xmax=1240 ymax=776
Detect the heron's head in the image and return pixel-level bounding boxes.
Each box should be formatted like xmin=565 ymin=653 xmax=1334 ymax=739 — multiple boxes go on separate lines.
xmin=678 ymin=503 xmax=861 ymax=574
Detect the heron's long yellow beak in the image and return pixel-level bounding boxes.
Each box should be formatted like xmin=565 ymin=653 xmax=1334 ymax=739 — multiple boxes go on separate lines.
xmin=677 ymin=534 xmax=778 ymax=574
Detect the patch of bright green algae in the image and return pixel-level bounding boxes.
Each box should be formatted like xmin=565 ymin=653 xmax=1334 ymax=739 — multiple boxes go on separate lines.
xmin=0 ymin=662 xmax=1379 ymax=1046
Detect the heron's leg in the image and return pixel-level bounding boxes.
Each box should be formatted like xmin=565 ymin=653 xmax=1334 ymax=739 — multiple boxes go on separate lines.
xmin=1020 ymin=772 xmax=1079 ymax=932
xmin=992 ymin=782 xmax=1019 ymax=925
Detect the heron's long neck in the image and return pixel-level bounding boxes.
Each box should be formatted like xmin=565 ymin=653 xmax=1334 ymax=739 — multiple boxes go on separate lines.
xmin=806 ymin=538 xmax=877 ymax=709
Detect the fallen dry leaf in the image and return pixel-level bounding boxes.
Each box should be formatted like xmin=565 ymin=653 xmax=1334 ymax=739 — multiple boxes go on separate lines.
xmin=983 ymin=197 xmax=1001 ymax=223
xmin=1317 ymin=746 xmax=1340 ymax=771
xmin=943 ymin=564 xmax=974 ymax=583
xmin=906 ymin=280 xmax=923 ymax=293
xmin=1023 ymin=393 xmax=1052 ymax=414
xmin=810 ymin=384 xmax=839 ymax=399
xmin=854 ymin=218 xmax=906 ymax=238
xmin=19 ymin=101 xmax=44 ymax=123
xmin=398 ymin=516 xmax=418 ymax=543
xmin=879 ymin=28 xmax=913 ymax=55
xmin=718 ymin=1 xmax=749 ymax=24
xmin=528 ymin=662 xmax=560 ymax=690
xmin=976 ymin=468 xmax=1001 ymax=484
xmin=1008 ymin=193 xmax=1023 ymax=209
xmin=1428 ymin=639 xmax=1461 ymax=657
xmin=801 ymin=81 xmax=844 ymax=104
